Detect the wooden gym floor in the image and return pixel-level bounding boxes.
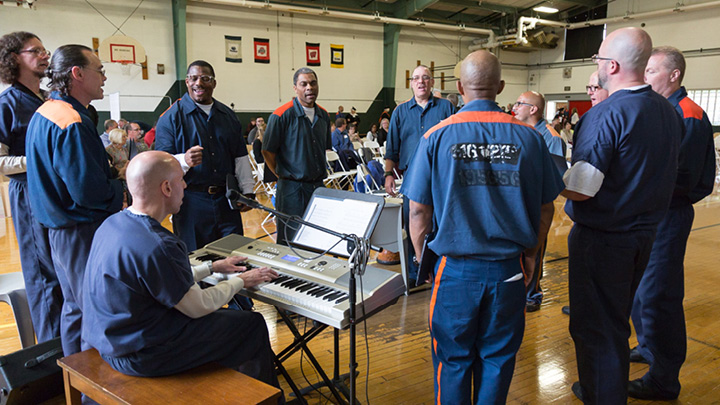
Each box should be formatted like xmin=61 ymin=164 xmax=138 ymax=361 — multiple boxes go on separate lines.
xmin=1 ymin=187 xmax=719 ymax=404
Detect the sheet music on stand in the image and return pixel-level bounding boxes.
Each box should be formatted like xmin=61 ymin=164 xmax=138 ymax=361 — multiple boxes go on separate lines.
xmin=292 ymin=188 xmax=385 ymax=258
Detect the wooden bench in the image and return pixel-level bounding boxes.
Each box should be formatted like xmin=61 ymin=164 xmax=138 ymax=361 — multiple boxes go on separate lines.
xmin=57 ymin=349 xmax=281 ymax=404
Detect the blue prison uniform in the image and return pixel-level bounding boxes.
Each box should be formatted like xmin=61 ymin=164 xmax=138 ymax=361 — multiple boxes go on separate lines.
xmin=403 ymin=99 xmax=564 ymax=404
xmin=82 ymin=210 xmax=279 ymax=390
xmin=25 ymin=92 xmax=123 ymax=354
xmin=565 ymin=85 xmax=682 ymax=404
xmin=263 ymin=98 xmax=331 ymax=245
xmin=630 ymin=86 xmax=716 ymax=398
xmin=155 ymin=93 xmax=250 ymax=252
xmin=0 ymin=83 xmax=61 ymax=342
xmin=386 ymin=95 xmax=454 ymax=281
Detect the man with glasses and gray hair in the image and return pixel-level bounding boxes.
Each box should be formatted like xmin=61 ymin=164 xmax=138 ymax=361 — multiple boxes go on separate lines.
xmin=155 ymin=60 xmax=256 ymax=253
xmin=383 ymin=64 xmax=454 ymax=278
xmin=25 ymin=44 xmax=124 ymax=355
xmin=0 ymin=31 xmax=63 ymax=345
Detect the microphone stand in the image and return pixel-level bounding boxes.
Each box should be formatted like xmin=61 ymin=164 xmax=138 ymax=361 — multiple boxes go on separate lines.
xmin=229 ymin=193 xmax=363 ymax=404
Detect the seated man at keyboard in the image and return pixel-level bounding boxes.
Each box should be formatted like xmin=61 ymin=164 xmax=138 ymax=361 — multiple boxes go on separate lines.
xmin=81 ymin=151 xmax=282 ymax=395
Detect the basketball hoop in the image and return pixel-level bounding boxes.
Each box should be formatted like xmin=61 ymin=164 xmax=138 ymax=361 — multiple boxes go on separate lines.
xmin=120 ymin=62 xmax=132 ymax=76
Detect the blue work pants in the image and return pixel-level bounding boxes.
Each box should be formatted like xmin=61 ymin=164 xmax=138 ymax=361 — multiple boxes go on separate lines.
xmin=429 ymin=255 xmax=525 ymax=404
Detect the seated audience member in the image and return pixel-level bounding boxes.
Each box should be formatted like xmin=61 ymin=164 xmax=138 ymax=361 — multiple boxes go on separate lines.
xmin=143 ymin=122 xmax=156 ymax=148
xmin=348 ymin=124 xmax=361 ymax=143
xmin=561 ymin=121 xmax=574 ymax=146
xmin=124 ymin=121 xmax=150 ymax=159
xmin=347 ymin=106 xmax=360 ymax=128
xmin=332 ymin=117 xmax=361 ymax=170
xmin=106 ymin=128 xmax=129 ymax=178
xmin=247 ymin=116 xmax=265 ymax=145
xmin=377 ymin=118 xmax=389 ymax=147
xmin=81 ymin=151 xmax=282 ymax=394
xmin=366 ymin=123 xmax=379 ymax=142
xmin=100 ymin=119 xmax=117 ymax=148
xmin=253 ymin=125 xmax=277 ymax=183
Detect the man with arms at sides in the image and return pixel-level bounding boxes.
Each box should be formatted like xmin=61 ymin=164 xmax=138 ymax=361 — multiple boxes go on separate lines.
xmin=263 ymin=68 xmax=331 ymax=245
xmin=26 ymin=44 xmax=124 ymax=354
xmin=627 ymin=46 xmax=716 ymax=400
xmin=405 ymin=50 xmax=563 ymax=404
xmin=512 ymin=90 xmax=567 ymax=313
xmin=82 ymin=151 xmax=282 ymax=395
xmin=247 ymin=116 xmax=265 ymax=145
xmin=100 ymin=118 xmax=117 ymax=147
xmin=562 ymin=28 xmax=683 ymax=403
xmin=384 ymin=64 xmax=454 ymax=283
xmin=155 ymin=60 xmax=255 ymax=252
xmin=0 ymin=31 xmax=62 ymax=343
xmin=560 ymin=70 xmax=609 ymax=317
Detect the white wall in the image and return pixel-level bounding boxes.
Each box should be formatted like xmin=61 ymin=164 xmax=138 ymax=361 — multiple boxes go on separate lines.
xmin=0 ymin=0 xmax=177 ymax=112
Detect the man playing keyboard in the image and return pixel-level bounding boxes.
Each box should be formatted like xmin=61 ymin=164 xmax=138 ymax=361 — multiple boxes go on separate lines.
xmin=81 ymin=151 xmax=282 ymax=396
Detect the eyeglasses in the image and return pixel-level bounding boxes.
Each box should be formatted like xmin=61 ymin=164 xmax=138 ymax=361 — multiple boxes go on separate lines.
xmin=84 ymin=66 xmax=106 ymax=76
xmin=128 ymin=128 xmax=144 ymax=133
xmin=186 ymin=75 xmax=215 ymax=83
xmin=586 ymin=85 xmax=601 ymax=92
xmin=513 ymin=101 xmax=534 ymax=108
xmin=591 ymin=54 xmax=615 ymax=64
xmin=411 ymin=75 xmax=432 ymax=82
xmin=18 ymin=48 xmax=51 ymax=57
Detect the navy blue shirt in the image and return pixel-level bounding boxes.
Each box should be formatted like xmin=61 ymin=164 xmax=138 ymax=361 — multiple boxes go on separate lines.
xmin=82 ymin=210 xmax=194 ymax=357
xmin=25 ymin=92 xmax=123 ymax=228
xmin=331 ymin=128 xmax=353 ymax=152
xmin=668 ymin=87 xmax=715 ymax=206
xmin=0 ymin=83 xmax=44 ymax=181
xmin=263 ymin=97 xmax=332 ymax=182
xmin=534 ymin=118 xmax=566 ymax=157
xmin=385 ymin=95 xmax=455 ymax=171
xmin=403 ymin=99 xmax=564 ymax=259
xmin=565 ymin=86 xmax=682 ymax=232
xmin=155 ymin=93 xmax=247 ymax=187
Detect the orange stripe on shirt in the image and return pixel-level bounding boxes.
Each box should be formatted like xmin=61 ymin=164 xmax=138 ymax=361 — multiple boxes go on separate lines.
xmin=428 ymin=255 xmax=447 ymax=331
xmin=424 ymin=111 xmax=534 ymax=139
xmin=679 ymin=97 xmax=705 ymax=120
xmin=546 ymin=123 xmax=563 ymax=138
xmin=36 ymin=99 xmax=82 ymax=130
xmin=272 ymin=99 xmax=295 ymax=117
xmin=158 ymin=98 xmax=180 ymax=119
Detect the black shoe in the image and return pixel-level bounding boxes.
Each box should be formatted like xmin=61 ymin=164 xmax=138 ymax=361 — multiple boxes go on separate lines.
xmin=629 ymin=346 xmax=649 ymax=364
xmin=526 ymin=302 xmax=541 ymax=312
xmin=571 ymin=382 xmax=584 ymax=402
xmin=561 ymin=305 xmax=570 ymax=315
xmin=628 ymin=379 xmax=678 ymax=400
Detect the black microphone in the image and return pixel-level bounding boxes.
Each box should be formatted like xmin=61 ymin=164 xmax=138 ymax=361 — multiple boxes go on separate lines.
xmin=225 ymin=174 xmax=261 ymax=210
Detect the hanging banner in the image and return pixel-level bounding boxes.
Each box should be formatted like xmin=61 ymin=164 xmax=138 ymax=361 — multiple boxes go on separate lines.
xmin=306 ymin=42 xmax=321 ymax=66
xmin=330 ymin=44 xmax=344 ymax=69
xmin=224 ymin=35 xmax=242 ymax=63
xmin=254 ymin=38 xmax=270 ymax=64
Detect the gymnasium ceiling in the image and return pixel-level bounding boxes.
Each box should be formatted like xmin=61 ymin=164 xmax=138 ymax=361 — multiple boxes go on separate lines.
xmin=262 ymin=0 xmax=608 ymax=33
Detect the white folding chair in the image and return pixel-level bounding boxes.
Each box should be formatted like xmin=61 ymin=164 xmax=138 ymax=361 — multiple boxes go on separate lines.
xmin=325 ymin=150 xmax=356 ymax=190
xmin=352 ymin=141 xmax=363 ymax=151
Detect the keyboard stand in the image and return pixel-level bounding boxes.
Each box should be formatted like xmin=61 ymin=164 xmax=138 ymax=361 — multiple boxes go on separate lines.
xmin=274 ymin=309 xmax=347 ymax=404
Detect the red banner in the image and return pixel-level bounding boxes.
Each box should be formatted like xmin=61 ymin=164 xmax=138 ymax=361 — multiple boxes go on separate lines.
xmin=306 ymin=42 xmax=320 ymax=66
xmin=254 ymin=38 xmax=270 ymax=64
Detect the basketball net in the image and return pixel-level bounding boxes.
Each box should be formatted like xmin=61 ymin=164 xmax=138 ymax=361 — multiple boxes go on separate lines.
xmin=120 ymin=62 xmax=132 ymax=76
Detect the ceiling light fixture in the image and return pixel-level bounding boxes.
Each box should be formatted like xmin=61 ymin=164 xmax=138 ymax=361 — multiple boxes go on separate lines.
xmin=533 ymin=5 xmax=559 ymax=13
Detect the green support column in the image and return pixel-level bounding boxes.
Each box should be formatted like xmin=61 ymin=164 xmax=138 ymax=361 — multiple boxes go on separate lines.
xmin=171 ymin=0 xmax=187 ymax=99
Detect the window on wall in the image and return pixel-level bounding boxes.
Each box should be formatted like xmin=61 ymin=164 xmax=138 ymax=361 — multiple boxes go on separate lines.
xmin=687 ymin=89 xmax=720 ymax=125
xmin=564 ymin=5 xmax=607 ymax=61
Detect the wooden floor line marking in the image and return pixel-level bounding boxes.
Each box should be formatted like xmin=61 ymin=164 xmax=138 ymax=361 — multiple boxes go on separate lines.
xmin=687 ymin=336 xmax=720 ymax=350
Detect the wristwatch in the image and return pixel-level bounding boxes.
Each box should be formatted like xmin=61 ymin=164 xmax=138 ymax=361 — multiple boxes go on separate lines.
xmin=384 ymin=171 xmax=394 ymax=178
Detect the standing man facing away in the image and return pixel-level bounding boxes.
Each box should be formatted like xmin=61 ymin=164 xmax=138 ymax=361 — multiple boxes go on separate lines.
xmin=512 ymin=90 xmax=567 ymax=312
xmin=0 ymin=31 xmax=62 ymax=343
xmin=627 ymin=46 xmax=716 ymax=400
xmin=25 ymin=44 xmax=124 ymax=354
xmin=263 ymin=67 xmax=331 ymax=245
xmin=405 ymin=50 xmax=563 ymax=404
xmin=384 ymin=65 xmax=454 ymax=284
xmin=82 ymin=151 xmax=281 ymax=393
xmin=562 ymin=28 xmax=683 ymax=403
xmin=155 ymin=60 xmax=255 ymax=252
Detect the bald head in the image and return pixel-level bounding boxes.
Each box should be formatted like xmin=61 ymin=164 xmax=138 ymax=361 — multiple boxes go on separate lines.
xmin=513 ymin=91 xmax=545 ymax=124
xmin=597 ymin=27 xmax=652 ymax=92
xmin=126 ymin=151 xmax=185 ymax=219
xmin=458 ymin=50 xmax=504 ymax=102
